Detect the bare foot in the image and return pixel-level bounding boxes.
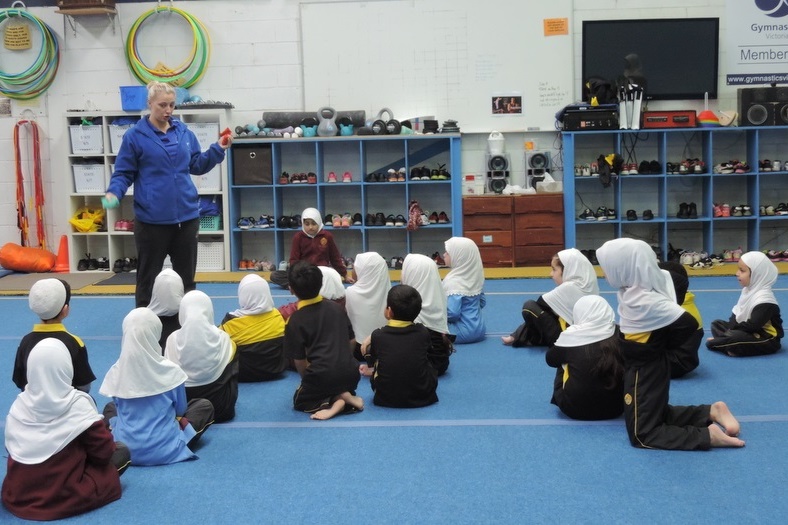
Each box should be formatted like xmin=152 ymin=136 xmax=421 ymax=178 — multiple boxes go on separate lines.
xmin=708 ymin=423 xmax=745 ymax=448
xmin=501 ymin=335 xmax=514 ymax=346
xmin=339 ymin=391 xmax=364 ymax=412
xmin=710 ymin=401 xmax=741 ymax=436
xmin=310 ymin=399 xmax=346 ymax=420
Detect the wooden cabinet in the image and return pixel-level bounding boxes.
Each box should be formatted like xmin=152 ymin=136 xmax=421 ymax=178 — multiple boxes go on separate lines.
xmin=463 ymin=194 xmax=564 ymax=267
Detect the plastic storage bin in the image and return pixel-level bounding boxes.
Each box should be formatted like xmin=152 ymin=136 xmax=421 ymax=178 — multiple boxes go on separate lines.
xmin=69 ymin=125 xmax=103 ymax=154
xmin=72 ymin=165 xmax=105 ymax=193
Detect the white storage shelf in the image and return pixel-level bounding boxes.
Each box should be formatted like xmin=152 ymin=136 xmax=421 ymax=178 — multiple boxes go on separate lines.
xmin=227 ymin=135 xmax=463 ymax=269
xmin=66 ymin=110 xmax=231 ymax=272
xmin=562 ymin=126 xmax=788 ymax=258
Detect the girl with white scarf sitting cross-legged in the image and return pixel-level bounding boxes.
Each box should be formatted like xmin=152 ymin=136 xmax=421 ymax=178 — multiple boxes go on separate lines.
xmin=442 ymin=237 xmax=486 ymax=344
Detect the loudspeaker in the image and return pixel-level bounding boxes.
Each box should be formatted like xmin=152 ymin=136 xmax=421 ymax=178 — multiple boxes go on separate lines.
xmin=737 ymin=87 xmax=788 ymax=126
xmin=486 ymin=171 xmax=509 ymax=194
xmin=487 ymin=153 xmax=510 ymax=171
xmin=526 ymin=151 xmax=551 ymax=176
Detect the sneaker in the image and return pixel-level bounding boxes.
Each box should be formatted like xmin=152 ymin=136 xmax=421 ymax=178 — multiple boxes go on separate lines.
xmin=732 ymin=205 xmax=743 ymax=217
xmin=307 ymin=172 xmax=317 ymax=184
xmin=342 ymin=171 xmax=352 ymax=183
xmin=649 ymin=160 xmax=661 ymax=174
xmin=394 ymin=214 xmax=407 ymax=227
xmin=742 ymin=204 xmax=753 ymax=217
xmin=642 ymin=209 xmax=654 ymax=220
xmin=579 ymin=208 xmax=596 ymax=221
xmin=327 ymin=171 xmax=338 ymax=183
xmin=237 ymin=217 xmax=253 ymax=230
xmin=278 ymin=260 xmax=289 ymax=271
xmin=773 ymin=159 xmax=782 ymax=171
xmin=688 ymin=202 xmax=698 ymax=219
xmin=238 ymin=259 xmax=250 ymax=271
xmin=438 ymin=211 xmax=449 ymax=223
xmin=113 ymin=258 xmax=124 ymax=273
xmin=721 ymin=203 xmax=731 ymax=217
xmin=96 ymin=257 xmax=110 ymax=270
xmin=679 ymin=251 xmax=696 ymax=266
xmin=341 ymin=213 xmax=351 ymax=228
xmin=256 ymin=215 xmax=270 ymax=228
xmin=385 ymin=214 xmax=396 ymax=227
xmin=420 ymin=213 xmax=431 ymax=226
xmin=761 ymin=159 xmax=772 ymax=172
xmin=732 ymin=247 xmax=743 ymax=261
xmin=713 ymin=203 xmax=723 ymax=218
xmin=352 ymin=213 xmax=363 ymax=226
xmin=397 ymin=167 xmax=407 ymax=181
xmin=432 ymin=251 xmax=446 ymax=267
xmin=638 ymin=160 xmax=651 ymax=175
xmin=626 ymin=209 xmax=637 ymax=221
xmin=766 ymin=204 xmax=776 ymax=216
xmin=279 ymin=172 xmax=289 ymax=184
xmin=596 ymin=206 xmax=608 ymax=221
xmin=388 ymin=169 xmax=398 ymax=182
xmin=429 ymin=212 xmax=439 ymax=224
xmin=374 ymin=212 xmax=386 ymax=226
xmin=677 ymin=202 xmax=689 ymax=219
xmin=606 ymin=208 xmax=616 ymax=220
xmin=332 ymin=214 xmax=342 ymax=228
xmin=77 ymin=254 xmax=89 ymax=271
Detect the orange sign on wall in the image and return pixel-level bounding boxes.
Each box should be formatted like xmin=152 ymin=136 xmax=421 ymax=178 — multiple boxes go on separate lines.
xmin=544 ymin=18 xmax=568 ymax=37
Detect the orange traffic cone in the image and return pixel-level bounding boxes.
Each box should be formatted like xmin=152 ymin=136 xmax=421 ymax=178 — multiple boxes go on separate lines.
xmin=53 ymin=235 xmax=70 ymax=273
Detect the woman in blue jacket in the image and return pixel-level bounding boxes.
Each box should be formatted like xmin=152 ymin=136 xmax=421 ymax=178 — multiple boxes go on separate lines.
xmin=105 ymin=81 xmax=231 ymax=307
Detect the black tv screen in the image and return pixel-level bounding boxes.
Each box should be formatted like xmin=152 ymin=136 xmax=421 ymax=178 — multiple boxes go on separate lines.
xmin=582 ymin=18 xmax=720 ymax=101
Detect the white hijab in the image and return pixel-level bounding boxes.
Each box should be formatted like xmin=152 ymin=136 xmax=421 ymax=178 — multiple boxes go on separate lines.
xmin=596 ymin=238 xmax=685 ymax=334
xmin=401 ymin=253 xmax=449 ymax=334
xmin=733 ymin=251 xmax=778 ymax=322
xmin=345 ymin=252 xmax=391 ymax=342
xmin=554 ymin=295 xmax=617 ymax=348
xmin=230 ymin=273 xmax=275 ymax=317
xmin=165 ymin=290 xmax=235 ymax=387
xmin=542 ymin=248 xmax=599 ymax=324
xmin=301 ymin=207 xmax=324 ymax=238
xmin=100 ymin=308 xmax=188 ymax=399
xmin=5 ymin=338 xmax=102 ymax=464
xmin=147 ymin=268 xmax=184 ymax=317
xmin=319 ymin=266 xmax=346 ymax=300
xmin=442 ymin=237 xmax=484 ymax=296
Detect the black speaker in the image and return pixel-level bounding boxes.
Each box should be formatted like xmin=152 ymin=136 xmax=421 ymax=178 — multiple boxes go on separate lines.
xmin=526 ymin=151 xmax=551 ymax=176
xmin=487 ymin=154 xmax=509 ymax=171
xmin=737 ymin=87 xmax=788 ymax=126
xmin=486 ymin=171 xmax=509 ymax=194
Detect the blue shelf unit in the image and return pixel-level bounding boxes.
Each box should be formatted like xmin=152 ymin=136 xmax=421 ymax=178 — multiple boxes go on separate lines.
xmin=227 ymin=134 xmax=463 ymax=269
xmin=562 ymin=126 xmax=788 ymax=259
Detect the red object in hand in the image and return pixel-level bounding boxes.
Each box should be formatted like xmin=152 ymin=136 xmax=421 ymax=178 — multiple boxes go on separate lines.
xmin=219 ymin=127 xmax=232 ymax=146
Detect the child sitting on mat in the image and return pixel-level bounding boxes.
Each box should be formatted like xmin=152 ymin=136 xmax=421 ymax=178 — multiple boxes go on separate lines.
xmin=165 ymin=290 xmax=239 ymax=423
xmin=3 ymin=338 xmax=129 ymax=521
xmin=359 ymin=284 xmax=438 ymax=408
xmin=400 ymin=253 xmax=454 ymax=375
xmin=14 ymin=278 xmax=96 ymax=393
xmin=545 ymin=295 xmax=624 ymax=420
xmin=502 ymin=248 xmax=598 ymax=348
xmin=346 ymin=252 xmax=391 ymax=360
xmin=101 ymin=308 xmax=214 ymax=465
xmin=285 ymin=261 xmax=362 ymax=420
xmin=146 ymin=268 xmax=184 ymax=354
xmin=597 ymin=238 xmax=745 ymax=450
xmin=442 ymin=237 xmax=487 ymax=344
xmin=706 ymin=250 xmax=783 ymax=357
xmin=220 ymin=274 xmax=287 ymax=382
xmin=269 ymin=207 xmax=353 ymax=288
xmin=658 ymin=261 xmax=702 ymax=377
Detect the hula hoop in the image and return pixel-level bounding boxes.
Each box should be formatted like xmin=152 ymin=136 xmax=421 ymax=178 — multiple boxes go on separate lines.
xmin=125 ymin=6 xmax=210 ymax=88
xmin=0 ymin=9 xmax=60 ymax=100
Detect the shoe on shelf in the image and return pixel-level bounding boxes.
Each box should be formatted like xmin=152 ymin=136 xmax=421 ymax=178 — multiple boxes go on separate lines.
xmin=279 ymin=171 xmax=289 ymax=184
xmin=722 ymin=249 xmax=734 ymax=262
xmin=352 ymin=213 xmax=363 ymax=226
xmin=579 ymin=208 xmax=596 ymax=221
xmin=394 ymin=214 xmax=407 ymax=227
xmin=638 ymin=160 xmax=650 ymax=175
xmin=112 ymin=258 xmax=124 ymax=273
xmin=327 ymin=171 xmax=338 ymax=183
xmin=432 ymin=251 xmax=446 ymax=267
xmin=429 ymin=211 xmax=439 ymax=224
xmin=642 ymin=209 xmax=654 ymax=220
xmin=626 ymin=209 xmax=637 ymax=221
xmin=773 ymin=159 xmax=782 ymax=171
xmin=385 ymin=214 xmax=396 ymax=227
xmin=387 ymin=169 xmax=398 ymax=182
xmin=238 ymin=259 xmax=249 ymax=271
xmin=677 ymin=202 xmax=689 ymax=219
xmin=732 ymin=205 xmax=743 ymax=217
xmin=332 ymin=214 xmax=342 ymax=228
xmin=438 ymin=211 xmax=449 ymax=223
xmin=742 ymin=204 xmax=753 ymax=217
xmin=341 ymin=213 xmax=352 ymax=228
xmin=238 ymin=217 xmax=253 ymax=230
xmin=374 ymin=212 xmax=386 ymax=226
xmin=688 ymin=202 xmax=698 ymax=219
xmin=342 ymin=171 xmax=352 ymax=183
xmin=307 ymin=172 xmax=317 ymax=184
xmin=732 ymin=247 xmax=743 ymax=261
xmin=761 ymin=159 xmax=772 ymax=172
xmin=596 ymin=206 xmax=608 ymax=221
xmin=721 ymin=203 xmax=731 ymax=217
xmin=278 ymin=261 xmax=289 ymax=271
xmin=256 ymin=215 xmax=270 ymax=228
xmin=606 ymin=208 xmax=616 ymax=220
xmin=397 ymin=167 xmax=407 ymax=181
xmin=649 ymin=160 xmax=661 ymax=174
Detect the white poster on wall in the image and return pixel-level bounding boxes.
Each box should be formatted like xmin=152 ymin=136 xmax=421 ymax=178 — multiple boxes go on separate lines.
xmin=726 ymin=0 xmax=788 ymax=85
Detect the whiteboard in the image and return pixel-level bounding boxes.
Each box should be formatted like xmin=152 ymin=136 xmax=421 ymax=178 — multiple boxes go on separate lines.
xmin=301 ymin=0 xmax=573 ymax=133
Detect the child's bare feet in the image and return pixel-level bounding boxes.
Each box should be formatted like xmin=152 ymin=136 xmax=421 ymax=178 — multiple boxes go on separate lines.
xmin=340 ymin=391 xmax=364 ymax=412
xmin=708 ymin=423 xmax=745 ymax=447
xmin=710 ymin=401 xmax=741 ymax=436
xmin=310 ymin=398 xmax=346 ymax=420
xmin=359 ymin=364 xmax=374 ymax=377
xmin=501 ymin=335 xmax=514 ymax=346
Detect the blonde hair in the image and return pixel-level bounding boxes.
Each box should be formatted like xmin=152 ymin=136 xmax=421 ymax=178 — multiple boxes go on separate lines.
xmin=146 ymin=81 xmax=175 ymax=103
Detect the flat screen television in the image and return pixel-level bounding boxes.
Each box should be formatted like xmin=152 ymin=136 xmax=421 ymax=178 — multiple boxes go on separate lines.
xmin=582 ymin=18 xmax=720 ymax=101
